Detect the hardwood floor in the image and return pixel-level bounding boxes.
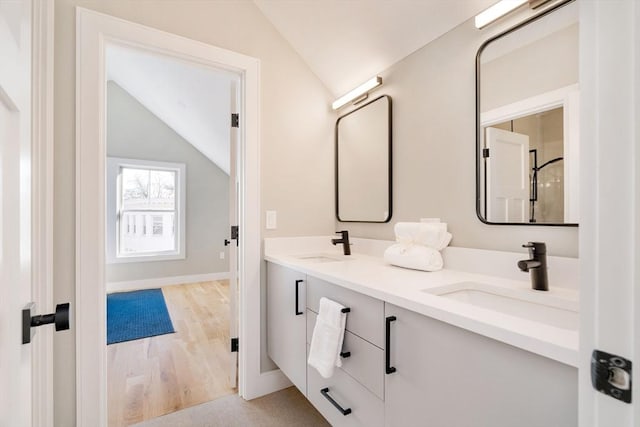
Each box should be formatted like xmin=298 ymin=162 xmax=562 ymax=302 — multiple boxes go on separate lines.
xmin=108 ymin=281 xmax=235 ymax=427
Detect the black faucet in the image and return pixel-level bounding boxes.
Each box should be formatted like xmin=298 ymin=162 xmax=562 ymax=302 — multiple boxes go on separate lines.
xmin=331 ymin=230 xmax=351 ymax=256
xmin=517 ymin=242 xmax=548 ymax=291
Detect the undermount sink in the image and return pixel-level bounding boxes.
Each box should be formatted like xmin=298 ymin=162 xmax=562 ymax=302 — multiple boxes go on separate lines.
xmin=422 ymin=281 xmax=578 ymax=331
xmin=295 ymin=254 xmax=353 ymax=263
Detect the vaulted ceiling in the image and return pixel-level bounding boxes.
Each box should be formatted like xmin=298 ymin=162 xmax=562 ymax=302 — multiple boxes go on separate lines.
xmin=253 ymin=0 xmax=497 ymax=97
xmin=106 ymin=44 xmax=236 ymax=175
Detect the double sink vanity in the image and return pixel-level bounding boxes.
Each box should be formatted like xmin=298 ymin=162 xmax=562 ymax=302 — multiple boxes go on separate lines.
xmin=265 ymin=236 xmax=579 ymax=427
xmin=266 ymin=3 xmax=581 ymax=425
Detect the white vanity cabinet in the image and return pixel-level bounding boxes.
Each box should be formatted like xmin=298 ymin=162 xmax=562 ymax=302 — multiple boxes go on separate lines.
xmin=383 ymin=303 xmax=578 ymax=427
xmin=265 ymin=259 xmax=578 ymax=427
xmin=266 ymin=262 xmax=307 ymax=394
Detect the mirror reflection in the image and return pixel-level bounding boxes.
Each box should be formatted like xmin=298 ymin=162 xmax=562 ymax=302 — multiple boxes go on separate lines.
xmin=477 ymin=1 xmax=579 ymax=225
xmin=336 ymin=95 xmax=392 ymax=223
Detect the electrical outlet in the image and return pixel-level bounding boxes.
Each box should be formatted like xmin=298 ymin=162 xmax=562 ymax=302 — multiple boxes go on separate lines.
xmin=219 ymin=252 xmax=225 ymax=260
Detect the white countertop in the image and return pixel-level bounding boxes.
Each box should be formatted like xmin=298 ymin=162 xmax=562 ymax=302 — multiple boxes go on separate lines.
xmin=265 ymin=237 xmax=579 ymax=368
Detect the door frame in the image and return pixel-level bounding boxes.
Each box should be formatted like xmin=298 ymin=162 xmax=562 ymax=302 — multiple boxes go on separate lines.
xmin=31 ymin=1 xmax=55 ymax=426
xmin=76 ymin=8 xmax=288 ymax=427
xmin=480 ymin=84 xmax=580 ymax=223
xmin=579 ymin=1 xmax=640 ymax=425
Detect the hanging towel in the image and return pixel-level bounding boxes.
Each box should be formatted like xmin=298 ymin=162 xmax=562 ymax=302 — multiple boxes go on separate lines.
xmin=308 ymin=297 xmax=347 ymax=379
xmin=383 ymin=244 xmax=444 ymax=272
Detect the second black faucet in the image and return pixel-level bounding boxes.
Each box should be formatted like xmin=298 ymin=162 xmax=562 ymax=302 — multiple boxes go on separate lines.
xmin=332 ymin=230 xmax=351 ymax=256
xmin=517 ymin=241 xmax=548 ymax=291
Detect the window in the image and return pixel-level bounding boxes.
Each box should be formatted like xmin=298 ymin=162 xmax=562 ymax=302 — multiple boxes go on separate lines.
xmin=106 ymin=158 xmax=186 ymax=263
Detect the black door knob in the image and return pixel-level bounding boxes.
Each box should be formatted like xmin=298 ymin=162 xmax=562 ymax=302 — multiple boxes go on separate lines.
xmin=23 ymin=303 xmax=71 ymax=344
xmin=224 ymin=239 xmax=231 ymax=246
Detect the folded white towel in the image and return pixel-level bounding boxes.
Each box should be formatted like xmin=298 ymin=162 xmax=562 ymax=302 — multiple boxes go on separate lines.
xmin=308 ymin=297 xmax=347 ymax=379
xmin=394 ymin=222 xmax=449 ymax=250
xmin=383 ymin=244 xmax=444 ymax=272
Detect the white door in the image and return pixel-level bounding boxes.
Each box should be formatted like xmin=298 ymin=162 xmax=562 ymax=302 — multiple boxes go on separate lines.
xmin=227 ymin=78 xmax=240 ymax=388
xmin=0 ymin=1 xmax=33 ymax=426
xmin=485 ymin=127 xmax=529 ymax=222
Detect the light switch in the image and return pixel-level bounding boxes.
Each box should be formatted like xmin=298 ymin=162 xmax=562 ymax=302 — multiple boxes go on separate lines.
xmin=219 ymin=252 xmax=225 ymax=260
xmin=266 ymin=210 xmax=277 ymax=230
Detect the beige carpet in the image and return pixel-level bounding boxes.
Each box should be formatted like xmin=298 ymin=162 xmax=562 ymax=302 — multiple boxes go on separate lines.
xmin=131 ymin=387 xmax=329 ymax=427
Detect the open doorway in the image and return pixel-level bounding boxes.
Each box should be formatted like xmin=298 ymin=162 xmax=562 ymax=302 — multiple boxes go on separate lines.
xmin=76 ymin=10 xmax=268 ymax=425
xmin=103 ymin=44 xmax=240 ymax=426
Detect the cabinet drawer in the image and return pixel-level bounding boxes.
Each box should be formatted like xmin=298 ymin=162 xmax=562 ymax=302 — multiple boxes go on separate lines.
xmin=307 ymin=346 xmax=384 ymax=427
xmin=307 ymin=310 xmax=384 ymax=400
xmin=307 ymin=276 xmax=384 ymax=347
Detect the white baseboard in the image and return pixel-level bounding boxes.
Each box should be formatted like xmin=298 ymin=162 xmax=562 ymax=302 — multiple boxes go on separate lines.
xmin=107 ymin=272 xmax=230 ymax=293
xmin=242 ymin=369 xmax=292 ymax=400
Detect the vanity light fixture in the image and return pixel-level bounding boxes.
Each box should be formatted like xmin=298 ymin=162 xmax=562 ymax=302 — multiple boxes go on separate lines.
xmin=475 ymin=0 xmax=528 ymax=29
xmin=331 ymin=76 xmax=382 ymax=110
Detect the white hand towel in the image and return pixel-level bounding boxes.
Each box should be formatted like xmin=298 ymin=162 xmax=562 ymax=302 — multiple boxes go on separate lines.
xmin=383 ymin=244 xmax=444 ymax=272
xmin=394 ymin=222 xmax=448 ymax=249
xmin=308 ymin=297 xmax=347 ymax=379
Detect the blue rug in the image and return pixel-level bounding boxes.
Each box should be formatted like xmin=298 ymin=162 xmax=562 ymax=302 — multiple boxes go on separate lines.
xmin=107 ymin=288 xmax=175 ymax=345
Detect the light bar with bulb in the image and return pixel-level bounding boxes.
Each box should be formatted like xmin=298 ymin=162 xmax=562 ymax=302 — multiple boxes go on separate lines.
xmin=331 ymin=76 xmax=382 ymax=110
xmin=475 ymin=0 xmax=528 ymax=29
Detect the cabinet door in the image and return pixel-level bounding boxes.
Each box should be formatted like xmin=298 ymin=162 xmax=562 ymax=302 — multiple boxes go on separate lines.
xmin=267 ymin=262 xmax=307 ymax=394
xmin=384 ymin=303 xmax=577 ymax=427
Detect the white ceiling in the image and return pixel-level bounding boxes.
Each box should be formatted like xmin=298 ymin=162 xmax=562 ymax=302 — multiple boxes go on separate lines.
xmin=106 ymin=44 xmax=236 ymax=175
xmin=254 ymin=0 xmax=497 ymax=97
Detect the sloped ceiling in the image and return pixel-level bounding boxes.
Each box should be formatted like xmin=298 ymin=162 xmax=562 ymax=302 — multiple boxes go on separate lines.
xmin=254 ymin=0 xmax=497 ymax=97
xmin=106 ymin=44 xmax=236 ymax=175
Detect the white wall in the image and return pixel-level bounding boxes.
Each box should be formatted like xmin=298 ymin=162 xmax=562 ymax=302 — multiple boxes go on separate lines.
xmin=54 ymin=1 xmax=335 ymax=424
xmin=337 ymin=9 xmax=579 ymax=258
xmin=106 ymin=81 xmax=229 ymax=284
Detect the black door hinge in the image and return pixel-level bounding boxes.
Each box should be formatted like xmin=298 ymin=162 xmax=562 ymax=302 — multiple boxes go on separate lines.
xmin=591 ymin=349 xmax=632 ymax=403
xmin=231 ymin=113 xmax=239 ymax=128
xmin=230 ymin=225 xmax=239 ymax=244
xmin=482 ymin=148 xmax=490 ymax=158
xmin=231 ymin=337 xmax=239 ymax=352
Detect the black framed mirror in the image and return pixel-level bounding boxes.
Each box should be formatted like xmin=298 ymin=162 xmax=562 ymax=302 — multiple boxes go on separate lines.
xmin=336 ymin=95 xmax=392 ymax=223
xmin=476 ymin=0 xmax=578 ymax=226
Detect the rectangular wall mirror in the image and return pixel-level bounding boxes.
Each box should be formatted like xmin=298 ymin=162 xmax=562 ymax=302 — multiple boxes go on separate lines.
xmin=336 ymin=95 xmax=392 ymax=222
xmin=476 ymin=0 xmax=579 ymax=226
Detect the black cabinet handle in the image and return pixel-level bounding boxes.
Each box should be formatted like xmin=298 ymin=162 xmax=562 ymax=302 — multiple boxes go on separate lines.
xmin=385 ymin=315 xmax=397 ymax=374
xmin=320 ymin=387 xmax=352 ymax=416
xmin=295 ymin=279 xmax=304 ymax=315
xmin=340 ymin=351 xmax=351 ymax=358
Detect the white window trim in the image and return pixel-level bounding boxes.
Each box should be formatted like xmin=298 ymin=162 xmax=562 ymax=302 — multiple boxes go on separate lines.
xmin=106 ymin=157 xmax=186 ymax=264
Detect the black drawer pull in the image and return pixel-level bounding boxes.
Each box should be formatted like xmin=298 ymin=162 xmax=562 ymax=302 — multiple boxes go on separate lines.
xmin=320 ymin=387 xmax=352 ymax=416
xmin=385 ymin=315 xmax=397 ymax=374
xmin=295 ymin=280 xmax=304 ymax=315
xmin=340 ymin=351 xmax=351 ymax=358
